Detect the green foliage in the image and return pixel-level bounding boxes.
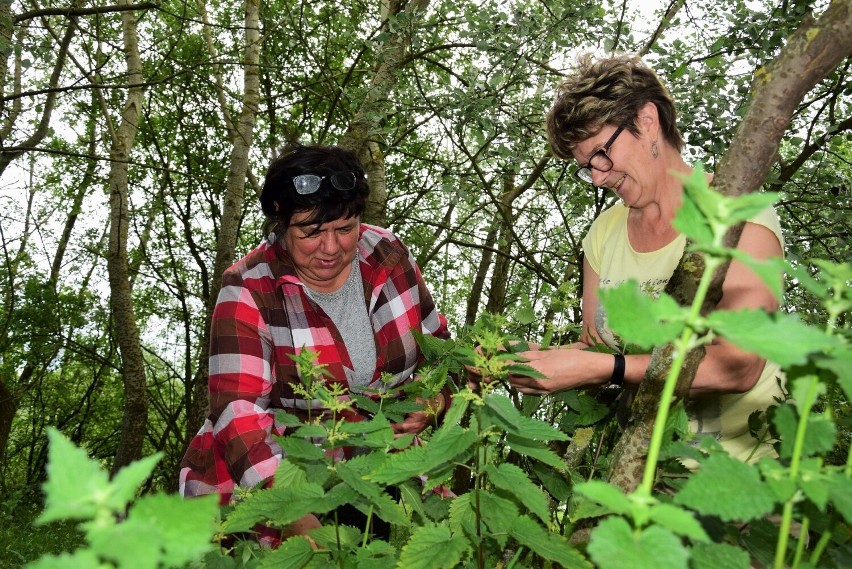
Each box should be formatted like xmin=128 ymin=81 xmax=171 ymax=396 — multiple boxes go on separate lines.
xmin=28 ymin=428 xmax=219 ymax=569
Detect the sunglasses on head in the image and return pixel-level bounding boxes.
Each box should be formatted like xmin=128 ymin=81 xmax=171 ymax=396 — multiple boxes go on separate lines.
xmin=292 ymin=171 xmax=359 ymax=195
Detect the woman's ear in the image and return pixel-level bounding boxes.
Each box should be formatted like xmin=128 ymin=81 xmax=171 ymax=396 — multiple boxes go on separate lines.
xmin=637 ymin=101 xmax=660 ymax=135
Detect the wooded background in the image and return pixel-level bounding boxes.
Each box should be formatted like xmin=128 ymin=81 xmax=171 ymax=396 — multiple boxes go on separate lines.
xmin=0 ymin=0 xmax=848 ymax=494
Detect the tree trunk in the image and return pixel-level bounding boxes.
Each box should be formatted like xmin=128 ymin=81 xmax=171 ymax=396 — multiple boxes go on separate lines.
xmin=188 ymin=0 xmax=262 ymax=439
xmin=107 ymin=1 xmax=149 ymax=475
xmin=608 ymin=0 xmax=852 ymax=494
xmin=339 ymin=0 xmax=432 ymax=226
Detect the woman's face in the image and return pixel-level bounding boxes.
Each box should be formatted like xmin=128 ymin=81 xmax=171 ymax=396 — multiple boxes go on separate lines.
xmin=283 ymin=211 xmax=360 ymax=293
xmin=572 ymin=124 xmax=633 ymax=200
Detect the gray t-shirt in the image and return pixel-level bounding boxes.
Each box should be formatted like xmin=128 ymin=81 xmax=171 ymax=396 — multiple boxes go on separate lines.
xmin=304 ymin=259 xmax=377 ymax=391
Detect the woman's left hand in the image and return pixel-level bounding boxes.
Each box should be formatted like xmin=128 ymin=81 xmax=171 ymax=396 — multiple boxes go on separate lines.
xmin=509 ymin=346 xmax=609 ymax=394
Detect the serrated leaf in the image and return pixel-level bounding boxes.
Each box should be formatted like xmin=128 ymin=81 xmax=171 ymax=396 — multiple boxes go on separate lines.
xmin=484 ymin=394 xmax=568 ymax=441
xmin=369 ymin=426 xmax=476 ymax=485
xmin=257 ymin=536 xmax=315 ymax=569
xmin=26 ymin=550 xmax=102 ymax=569
xmin=307 ymin=524 xmax=362 ymax=550
xmin=479 ymin=491 xmax=519 ymax=537
xmin=121 ymin=493 xmax=219 ymax=566
xmin=485 ymin=463 xmax=551 ymax=523
xmin=510 ymin=515 xmax=590 ymax=568
xmin=38 ymin=428 xmax=111 ymax=523
xmin=573 ymin=480 xmax=631 ymax=516
xmin=724 ymin=193 xmax=780 ymax=226
xmin=598 ymin=283 xmax=685 ymax=349
xmin=757 ymin=458 xmax=796 ymax=502
xmin=354 ymin=539 xmax=398 ymax=566
xmin=397 ymin=525 xmax=468 ymax=569
xmin=689 ymin=542 xmax=750 ymax=569
xmin=588 ymin=518 xmax=689 ymax=569
xmin=505 ymin=434 xmax=566 ymax=470
xmin=280 ymin=436 xmax=327 ymax=461
xmin=448 ymin=493 xmax=478 ymax=537
xmin=798 ymin=459 xmax=830 ymax=510
xmin=673 ymin=182 xmax=714 ymax=245
xmin=673 ymin=454 xmax=775 ymax=521
xmin=728 ymin=251 xmax=785 ymax=301
xmin=533 ymin=462 xmax=572 ymax=502
xmin=706 ymin=310 xmax=840 ymax=367
xmin=827 ymin=472 xmax=852 ymax=524
xmin=224 ymin=484 xmax=325 ymax=533
xmin=398 ymin=481 xmax=428 ymax=522
xmin=648 ymin=503 xmax=710 ymax=542
xmin=273 ymin=458 xmax=307 ymax=489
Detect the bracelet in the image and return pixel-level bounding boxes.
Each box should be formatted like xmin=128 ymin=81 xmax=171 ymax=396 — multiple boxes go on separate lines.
xmin=611 ymin=354 xmax=625 ymax=386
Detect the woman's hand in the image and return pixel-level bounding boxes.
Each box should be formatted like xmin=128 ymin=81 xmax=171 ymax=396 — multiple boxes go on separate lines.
xmin=508 ymin=345 xmax=610 ymax=394
xmin=391 ymin=394 xmax=445 ymax=436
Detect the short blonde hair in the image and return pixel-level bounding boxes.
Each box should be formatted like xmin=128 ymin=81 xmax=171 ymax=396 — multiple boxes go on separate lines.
xmin=546 ymin=53 xmax=684 ymax=159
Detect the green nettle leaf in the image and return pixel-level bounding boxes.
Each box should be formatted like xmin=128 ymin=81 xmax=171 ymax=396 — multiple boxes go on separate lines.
xmin=479 ymin=490 xmax=520 ymax=536
xmin=757 ymin=458 xmax=796 ymax=502
xmin=398 ymin=481 xmax=428 ymax=522
xmin=307 ymin=524 xmax=362 ymax=551
xmin=798 ymin=458 xmax=830 ymax=510
xmin=673 ymin=454 xmax=775 ymax=521
xmin=483 ymin=394 xmax=568 ymax=441
xmin=504 ymin=434 xmax=566 ymax=470
xmin=771 ymin=405 xmax=799 ymax=459
xmin=224 ymin=484 xmax=325 ymax=533
xmin=27 ymin=550 xmax=102 ymax=569
xmin=353 ymin=540 xmax=398 ymax=566
xmin=672 ymin=183 xmax=714 ymax=245
xmin=510 ymin=515 xmax=591 ymax=568
xmin=86 ymin=493 xmax=219 ymax=569
xmin=728 ymin=250 xmax=785 ymax=301
xmin=279 ymin=436 xmax=328 ymax=460
xmin=573 ymin=480 xmax=632 ymax=516
xmin=648 ymin=503 xmax=710 ymax=542
xmin=587 ymin=518 xmax=689 ymax=569
xmin=37 ymin=428 xmax=116 ymax=523
xmin=706 ymin=310 xmax=841 ymax=367
xmin=532 ymin=462 xmax=572 ymax=502
xmin=273 ymin=458 xmax=307 ymax=489
xmin=256 ymin=536 xmax=314 ymax=569
xmin=689 ymin=542 xmax=750 ymax=569
xmin=817 ymin=349 xmax=852 ymax=395
xmin=369 ymin=425 xmax=476 ymax=485
xmin=722 ymin=192 xmax=781 ymax=227
xmin=598 ymin=283 xmax=685 ymax=349
xmin=826 ymin=472 xmax=852 ymax=524
xmin=448 ymin=493 xmax=478 ymax=537
xmin=485 ymin=463 xmax=551 ymax=523
xmin=291 ymin=423 xmax=327 ymax=439
xmin=397 ymin=525 xmax=468 ymax=569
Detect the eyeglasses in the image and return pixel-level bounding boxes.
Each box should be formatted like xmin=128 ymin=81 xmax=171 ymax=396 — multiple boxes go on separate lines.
xmin=574 ymin=126 xmax=625 ymax=184
xmin=292 ymin=171 xmax=359 ymax=195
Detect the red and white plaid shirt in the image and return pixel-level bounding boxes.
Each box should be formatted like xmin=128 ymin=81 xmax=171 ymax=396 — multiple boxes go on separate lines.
xmin=180 ymin=224 xmax=449 ymax=502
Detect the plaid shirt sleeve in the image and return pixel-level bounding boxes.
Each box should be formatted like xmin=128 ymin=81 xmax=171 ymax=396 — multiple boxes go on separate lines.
xmin=180 ymin=254 xmax=283 ymax=500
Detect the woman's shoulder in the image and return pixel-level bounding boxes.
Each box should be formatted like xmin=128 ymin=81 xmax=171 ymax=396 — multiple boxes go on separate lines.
xmin=358 ymin=224 xmax=409 ymax=262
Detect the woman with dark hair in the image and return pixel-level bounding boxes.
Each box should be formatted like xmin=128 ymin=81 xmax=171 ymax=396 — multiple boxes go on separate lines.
xmin=180 ymin=144 xmax=451 ymax=543
xmin=508 ymin=54 xmax=785 ymax=463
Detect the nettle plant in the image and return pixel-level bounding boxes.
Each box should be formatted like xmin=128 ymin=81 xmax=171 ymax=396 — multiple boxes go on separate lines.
xmin=31 ymin=169 xmax=850 ymax=568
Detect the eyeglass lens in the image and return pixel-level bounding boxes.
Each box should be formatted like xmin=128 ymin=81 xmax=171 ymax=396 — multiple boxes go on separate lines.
xmin=293 ymin=172 xmax=357 ymax=195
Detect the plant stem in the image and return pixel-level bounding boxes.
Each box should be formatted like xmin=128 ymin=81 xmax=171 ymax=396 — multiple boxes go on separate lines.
xmin=790 ymin=516 xmax=809 ymax=568
xmin=773 ymin=376 xmax=819 ymax=569
xmin=638 ymin=257 xmax=720 ymax=496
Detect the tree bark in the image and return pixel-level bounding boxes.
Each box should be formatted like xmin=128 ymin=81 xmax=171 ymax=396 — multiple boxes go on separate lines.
xmin=339 ymin=0 xmax=431 ymax=226
xmin=608 ymin=0 xmax=852 ymax=494
xmin=188 ymin=0 xmax=262 ymax=438
xmin=107 ymin=0 xmax=150 ymax=475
